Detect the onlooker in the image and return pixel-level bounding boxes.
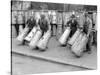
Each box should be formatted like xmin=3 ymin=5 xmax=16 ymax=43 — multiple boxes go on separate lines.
xmin=17 ymin=11 xmax=25 ymax=34
xmin=50 ymin=11 xmax=57 ymax=36
xmin=22 ymin=15 xmax=37 ymax=45
xmin=38 ymin=14 xmax=49 ymax=37
xmin=12 ymin=11 xmax=18 ymax=36
xmin=83 ymin=13 xmax=93 ymax=54
xmin=92 ymin=12 xmax=97 ymax=45
xmin=67 ymin=14 xmax=79 ymax=38
xmin=12 ymin=11 xmax=17 ymax=37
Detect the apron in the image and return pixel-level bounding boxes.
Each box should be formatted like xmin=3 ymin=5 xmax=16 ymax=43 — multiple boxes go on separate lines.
xmin=39 ymin=19 xmax=49 ymax=33
xmin=69 ymin=20 xmax=78 ymax=38
xmin=83 ymin=21 xmax=89 ymax=34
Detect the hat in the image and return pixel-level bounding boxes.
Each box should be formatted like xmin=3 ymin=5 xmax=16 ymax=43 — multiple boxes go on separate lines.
xmin=70 ymin=14 xmax=76 ymax=18
xmin=41 ymin=14 xmax=45 ymax=19
xmin=84 ymin=12 xmax=88 ymax=17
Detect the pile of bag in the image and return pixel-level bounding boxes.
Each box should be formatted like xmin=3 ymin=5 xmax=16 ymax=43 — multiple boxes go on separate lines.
xmin=68 ymin=28 xmax=81 ymax=46
xmin=17 ymin=25 xmax=30 ymax=42
xmin=37 ymin=30 xmax=51 ymax=50
xmin=16 ymin=25 xmax=51 ymax=51
xmin=16 ymin=24 xmax=88 ymax=57
xmin=59 ymin=27 xmax=71 ymax=45
xmin=68 ymin=29 xmax=88 ymax=57
xmin=59 ymin=27 xmax=88 ymax=57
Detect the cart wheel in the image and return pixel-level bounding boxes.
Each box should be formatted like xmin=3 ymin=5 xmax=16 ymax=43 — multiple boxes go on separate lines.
xmin=71 ymin=51 xmax=82 ymax=58
xmin=67 ymin=43 xmax=71 ymax=49
xmin=75 ymin=55 xmax=81 ymax=58
xmin=60 ymin=44 xmax=66 ymax=47
xmin=39 ymin=49 xmax=46 ymax=52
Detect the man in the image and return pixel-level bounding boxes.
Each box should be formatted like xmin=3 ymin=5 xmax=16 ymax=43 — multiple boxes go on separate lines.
xmin=12 ymin=11 xmax=17 ymax=37
xmin=92 ymin=12 xmax=97 ymax=45
xmin=83 ymin=13 xmax=93 ymax=54
xmin=67 ymin=14 xmax=79 ymax=38
xmin=50 ymin=11 xmax=57 ymax=36
xmin=38 ymin=14 xmax=49 ymax=37
xmin=17 ymin=11 xmax=25 ymax=34
xmin=77 ymin=12 xmax=85 ymax=28
xmin=26 ymin=16 xmax=37 ymax=32
xmin=22 ymin=15 xmax=37 ymax=45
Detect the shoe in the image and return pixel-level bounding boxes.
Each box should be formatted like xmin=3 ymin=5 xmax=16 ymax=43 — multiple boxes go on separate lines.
xmin=83 ymin=50 xmax=87 ymax=52
xmin=46 ymin=46 xmax=48 ymax=49
xmin=87 ymin=50 xmax=92 ymax=54
xmin=39 ymin=49 xmax=46 ymax=52
xmin=18 ymin=42 xmax=25 ymax=46
xmin=75 ymin=55 xmax=81 ymax=58
xmin=34 ymin=46 xmax=39 ymax=50
xmin=60 ymin=44 xmax=66 ymax=47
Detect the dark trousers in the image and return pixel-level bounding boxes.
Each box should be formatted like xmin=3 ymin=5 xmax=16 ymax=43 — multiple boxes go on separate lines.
xmin=41 ymin=29 xmax=47 ymax=37
xmin=14 ymin=24 xmax=25 ymax=36
xmin=83 ymin=25 xmax=92 ymax=51
xmin=69 ymin=27 xmax=77 ymax=38
xmin=14 ymin=24 xmax=19 ymax=36
xmin=23 ymin=28 xmax=32 ymax=43
xmin=50 ymin=23 xmax=57 ymax=36
xmin=85 ymin=31 xmax=93 ymax=51
xmin=93 ymin=31 xmax=97 ymax=45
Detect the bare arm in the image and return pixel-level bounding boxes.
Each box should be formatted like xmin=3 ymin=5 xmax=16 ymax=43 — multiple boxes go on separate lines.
xmin=87 ymin=18 xmax=92 ymax=37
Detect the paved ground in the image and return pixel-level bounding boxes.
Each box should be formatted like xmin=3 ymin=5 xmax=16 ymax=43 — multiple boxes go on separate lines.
xmin=12 ymin=37 xmax=97 ymax=70
xmin=12 ymin=53 xmax=87 ymax=75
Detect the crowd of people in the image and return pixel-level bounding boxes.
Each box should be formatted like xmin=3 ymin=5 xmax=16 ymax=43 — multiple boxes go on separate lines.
xmin=12 ymin=10 xmax=97 ymax=57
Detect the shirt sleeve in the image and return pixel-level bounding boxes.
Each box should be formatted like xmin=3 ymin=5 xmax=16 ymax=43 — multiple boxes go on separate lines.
xmin=26 ymin=19 xmax=29 ymax=25
xmin=88 ymin=18 xmax=93 ymax=34
xmin=76 ymin=20 xmax=79 ymax=28
xmin=67 ymin=20 xmax=71 ymax=27
xmin=88 ymin=18 xmax=92 ymax=30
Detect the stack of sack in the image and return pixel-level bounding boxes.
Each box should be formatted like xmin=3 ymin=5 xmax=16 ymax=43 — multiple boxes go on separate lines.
xmin=59 ymin=27 xmax=71 ymax=45
xmin=67 ymin=28 xmax=88 ymax=57
xmin=59 ymin=26 xmax=89 ymax=57
xmin=24 ymin=26 xmax=37 ymax=42
xmin=68 ymin=28 xmax=81 ymax=46
xmin=16 ymin=25 xmax=38 ymax=44
xmin=71 ymin=33 xmax=88 ymax=57
xmin=29 ymin=29 xmax=42 ymax=49
xmin=16 ymin=25 xmax=51 ymax=50
xmin=16 ymin=25 xmax=30 ymax=43
xmin=37 ymin=30 xmax=51 ymax=50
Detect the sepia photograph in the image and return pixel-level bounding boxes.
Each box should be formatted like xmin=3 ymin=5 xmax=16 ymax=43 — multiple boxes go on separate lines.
xmin=11 ymin=0 xmax=97 ymax=75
